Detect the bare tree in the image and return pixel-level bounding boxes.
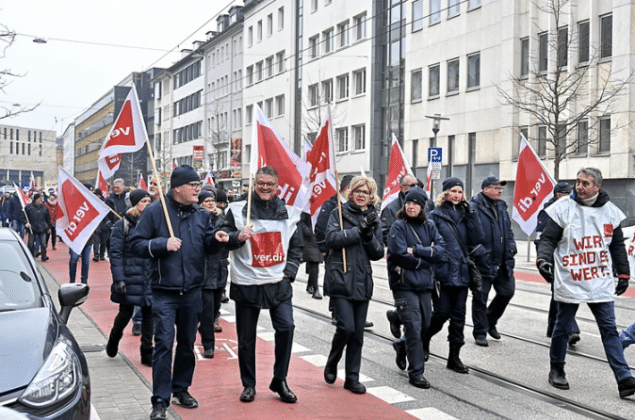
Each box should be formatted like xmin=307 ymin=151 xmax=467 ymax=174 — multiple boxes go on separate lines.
xmin=0 ymin=23 xmax=39 ymax=120
xmin=497 ymin=0 xmax=632 ymax=179
xmin=206 ymin=101 xmax=229 ymax=173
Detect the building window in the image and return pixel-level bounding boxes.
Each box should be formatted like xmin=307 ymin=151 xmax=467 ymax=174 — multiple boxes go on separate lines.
xmin=246 ymin=105 xmax=253 ymax=124
xmin=354 ymin=14 xmax=366 ymax=40
xmin=353 ymin=125 xmax=365 ymax=150
xmin=267 ymin=14 xmax=273 ymax=36
xmin=276 ymin=95 xmax=285 ymax=116
xmin=248 ymin=26 xmax=253 ymax=47
xmin=600 ymin=14 xmax=612 ymax=59
xmin=246 ymin=66 xmax=253 ymax=85
xmin=448 ymin=0 xmax=460 ymax=17
xmin=338 ymin=21 xmax=349 ymax=48
xmin=429 ymin=64 xmax=440 ymax=97
xmin=266 ymin=56 xmax=274 ymax=78
xmin=447 ymin=58 xmax=459 ymax=93
xmin=430 ymin=0 xmax=441 ymax=25
xmin=354 ymin=69 xmax=366 ymax=95
xmin=557 ymin=27 xmax=568 ymax=68
xmin=322 ymin=79 xmax=333 ymax=103
xmin=576 ymin=120 xmax=588 ymax=155
xmin=578 ymin=20 xmax=589 ymax=64
xmin=411 ymin=69 xmax=422 ymax=102
xmin=309 ymin=84 xmax=319 ymax=107
xmin=257 ymin=20 xmax=262 ymax=42
xmin=537 ymin=32 xmax=549 ymax=73
xmin=276 ymin=51 xmax=286 ymax=73
xmin=323 ymin=29 xmax=334 ymax=54
xmin=278 ymin=7 xmax=284 ymax=30
xmin=256 ymin=61 xmax=263 ymax=81
xmin=265 ymin=99 xmax=273 ymax=118
xmin=311 ymin=0 xmax=318 ymax=12
xmin=412 ymin=0 xmax=423 ymax=32
xmin=337 ymin=128 xmax=348 ymax=152
xmin=516 ymin=126 xmax=529 ymax=159
xmin=310 ymin=36 xmax=319 ymax=59
xmin=538 ymin=125 xmax=547 ymax=158
xmin=467 ymin=52 xmax=480 ymax=89
xmin=468 ymin=0 xmax=481 ymax=9
xmin=520 ymin=37 xmax=529 ymax=76
xmin=599 ymin=116 xmax=611 ymax=153
xmin=337 ymin=74 xmax=349 ymax=100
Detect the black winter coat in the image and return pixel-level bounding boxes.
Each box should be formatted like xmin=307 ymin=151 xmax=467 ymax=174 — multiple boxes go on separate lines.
xmin=8 ymin=194 xmax=26 ymax=223
xmin=429 ymin=203 xmax=486 ymax=288
xmin=203 ymin=209 xmax=229 ymax=290
xmin=315 ymin=195 xmax=339 ymax=253
xmin=130 ymin=193 xmax=217 ymax=292
xmin=25 ymin=202 xmax=51 ymax=233
xmin=299 ymin=211 xmax=323 ymax=263
xmin=381 ymin=190 xmax=434 ymax=245
xmin=323 ymin=201 xmax=384 ymax=300
xmin=387 ymin=218 xmax=446 ymax=292
xmin=109 ymin=212 xmax=152 ymax=306
xmin=470 ymin=193 xmax=516 ymax=279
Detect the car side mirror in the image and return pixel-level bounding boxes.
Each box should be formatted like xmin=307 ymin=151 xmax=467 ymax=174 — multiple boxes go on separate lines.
xmin=58 ymin=283 xmax=89 ymax=324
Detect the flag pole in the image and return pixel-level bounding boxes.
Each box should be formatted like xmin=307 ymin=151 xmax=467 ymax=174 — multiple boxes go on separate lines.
xmin=109 ymin=208 xmax=122 ymax=220
xmin=246 ymin=172 xmax=254 ymax=226
xmin=145 ymin=142 xmax=175 ymax=238
xmin=334 ymin=171 xmax=347 ymax=272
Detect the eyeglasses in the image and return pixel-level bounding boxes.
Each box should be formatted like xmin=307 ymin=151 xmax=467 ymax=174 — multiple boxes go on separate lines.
xmin=187 ymin=182 xmax=202 ymax=190
xmin=407 ymin=183 xmax=418 ymax=188
xmin=353 ymin=190 xmax=371 ymax=196
xmin=256 ymin=181 xmax=277 ymax=188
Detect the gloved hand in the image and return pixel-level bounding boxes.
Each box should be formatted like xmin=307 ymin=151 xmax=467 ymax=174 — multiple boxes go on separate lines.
xmin=114 ymin=281 xmax=127 ymax=295
xmin=358 ymin=217 xmax=375 ymax=242
xmin=364 ymin=212 xmax=379 ymax=227
xmin=536 ymin=259 xmax=554 ymax=283
xmin=460 ymin=200 xmax=473 ymax=213
xmin=615 ymin=278 xmax=629 ymax=296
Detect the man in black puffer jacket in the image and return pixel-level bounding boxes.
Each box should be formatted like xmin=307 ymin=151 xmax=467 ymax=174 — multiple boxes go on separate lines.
xmin=130 ymin=165 xmax=217 ymax=420
xmin=470 ymin=176 xmax=517 ymax=347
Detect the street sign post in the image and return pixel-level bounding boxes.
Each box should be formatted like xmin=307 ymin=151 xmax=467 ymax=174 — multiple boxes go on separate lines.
xmin=428 ymin=147 xmax=442 ymax=180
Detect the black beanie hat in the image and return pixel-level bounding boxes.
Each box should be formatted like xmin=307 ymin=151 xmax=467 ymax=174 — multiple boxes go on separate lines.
xmin=442 ymin=176 xmax=464 ymax=192
xmin=404 ymin=187 xmax=428 ymax=208
xmin=94 ymin=188 xmax=103 ymax=197
xmin=129 ymin=189 xmax=151 ymax=207
xmin=198 ymin=190 xmax=213 ymax=204
xmin=215 ymin=189 xmax=228 ymax=204
xmin=33 ymin=193 xmax=42 ymax=202
xmin=171 ymin=165 xmax=200 ymax=188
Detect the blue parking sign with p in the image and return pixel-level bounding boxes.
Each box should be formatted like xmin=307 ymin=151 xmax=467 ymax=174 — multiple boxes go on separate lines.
xmin=428 ymin=147 xmax=442 ymax=163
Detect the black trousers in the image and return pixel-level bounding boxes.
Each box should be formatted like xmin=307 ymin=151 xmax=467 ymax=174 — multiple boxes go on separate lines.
xmin=199 ymin=288 xmax=223 ymax=351
xmin=327 ymin=298 xmax=369 ymax=382
xmin=112 ymin=304 xmax=153 ymax=349
xmin=235 ymin=299 xmax=294 ymax=387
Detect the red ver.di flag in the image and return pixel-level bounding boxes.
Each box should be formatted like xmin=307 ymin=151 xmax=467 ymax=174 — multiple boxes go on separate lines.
xmin=250 ymin=232 xmax=285 ymax=268
xmin=306 ymin=108 xmax=337 ymax=227
xmin=56 ymin=167 xmax=112 ymax=255
xmin=512 ymin=136 xmax=556 ymax=235
xmin=382 ymin=133 xmax=414 ymax=208
xmin=13 ymin=183 xmax=31 ymax=208
xmin=250 ymin=105 xmax=309 ymax=208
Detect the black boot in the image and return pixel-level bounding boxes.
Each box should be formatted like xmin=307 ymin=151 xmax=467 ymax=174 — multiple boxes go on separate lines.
xmin=140 ymin=346 xmax=153 ymax=366
xmin=548 ymin=363 xmax=569 ymax=390
xmin=447 ymin=343 xmax=469 ymax=374
xmin=422 ymin=332 xmax=431 ymax=362
xmin=106 ymin=330 xmax=123 ymax=358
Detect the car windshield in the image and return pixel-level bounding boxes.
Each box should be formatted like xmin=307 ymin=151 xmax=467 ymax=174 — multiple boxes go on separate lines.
xmin=0 ymin=241 xmax=36 ymax=309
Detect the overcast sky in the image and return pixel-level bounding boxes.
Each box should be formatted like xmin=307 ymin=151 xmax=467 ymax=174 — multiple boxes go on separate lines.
xmin=2 ymin=0 xmax=239 ymax=135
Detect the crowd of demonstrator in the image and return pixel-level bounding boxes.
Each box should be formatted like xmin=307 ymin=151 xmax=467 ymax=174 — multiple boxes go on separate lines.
xmin=4 ymin=164 xmax=635 ymax=420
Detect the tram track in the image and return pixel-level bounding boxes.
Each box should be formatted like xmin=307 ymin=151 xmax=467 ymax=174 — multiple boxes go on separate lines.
xmin=291 ymin=300 xmax=630 ymax=420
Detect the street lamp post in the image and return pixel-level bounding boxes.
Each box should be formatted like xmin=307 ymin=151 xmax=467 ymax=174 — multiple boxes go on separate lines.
xmin=425 ymin=114 xmax=449 ymax=196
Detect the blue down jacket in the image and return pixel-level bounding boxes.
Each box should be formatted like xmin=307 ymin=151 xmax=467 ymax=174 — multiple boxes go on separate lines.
xmin=109 ymin=211 xmax=152 ymax=306
xmin=429 ymin=203 xmax=486 ymax=288
xmin=387 ymin=218 xmax=447 ymax=292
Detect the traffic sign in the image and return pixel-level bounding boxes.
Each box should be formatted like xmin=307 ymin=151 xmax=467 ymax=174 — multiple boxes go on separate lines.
xmin=428 ymin=147 xmax=442 ymax=163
